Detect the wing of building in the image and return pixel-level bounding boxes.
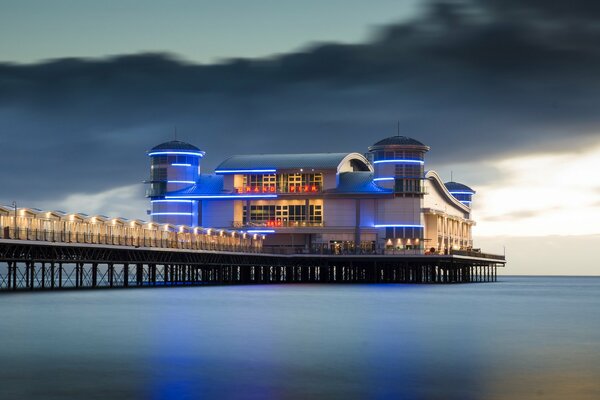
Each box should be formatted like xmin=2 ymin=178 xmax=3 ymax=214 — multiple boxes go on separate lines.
xmin=145 ymin=137 xmax=476 ymax=255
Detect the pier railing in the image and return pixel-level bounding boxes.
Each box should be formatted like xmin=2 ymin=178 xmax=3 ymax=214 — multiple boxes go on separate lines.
xmin=451 ymin=249 xmax=505 ymax=261
xmin=0 ymin=214 xmax=263 ymax=253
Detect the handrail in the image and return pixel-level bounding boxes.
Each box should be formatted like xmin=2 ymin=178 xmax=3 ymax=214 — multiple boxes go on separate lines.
xmin=451 ymin=249 xmax=505 ymax=261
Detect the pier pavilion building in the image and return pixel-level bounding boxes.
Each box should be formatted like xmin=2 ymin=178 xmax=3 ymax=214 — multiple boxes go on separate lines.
xmin=146 ymin=136 xmax=476 ymax=254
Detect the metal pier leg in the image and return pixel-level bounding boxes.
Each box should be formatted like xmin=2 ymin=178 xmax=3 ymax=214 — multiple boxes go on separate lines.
xmin=108 ymin=263 xmax=114 ymax=287
xmin=136 ymin=264 xmax=143 ymax=286
xmin=41 ymin=262 xmax=45 ymax=289
xmin=92 ymin=263 xmax=98 ymax=288
xmin=123 ymin=264 xmax=129 ymax=287
xmin=58 ymin=263 xmax=63 ymax=289
xmin=51 ymin=262 xmax=55 ymax=289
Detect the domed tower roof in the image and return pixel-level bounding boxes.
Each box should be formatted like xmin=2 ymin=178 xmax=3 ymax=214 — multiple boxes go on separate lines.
xmin=368 ymin=136 xmax=430 ymax=152
xmin=444 ymin=181 xmax=476 ymax=194
xmin=373 ymin=136 xmax=425 ymax=147
xmin=150 ymin=140 xmax=202 ymax=152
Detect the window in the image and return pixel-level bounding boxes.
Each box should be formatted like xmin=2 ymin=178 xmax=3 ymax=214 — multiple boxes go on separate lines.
xmin=394 ymin=164 xmax=423 ymax=178
xmin=395 ymin=178 xmax=424 ymax=194
xmin=243 ymin=174 xmax=277 ymax=193
xmin=309 ymin=204 xmax=322 ymax=223
xmin=243 ymin=205 xmax=276 ymax=223
xmin=243 ymin=202 xmax=323 ymax=225
xmin=241 ymin=173 xmax=322 ymax=193
xmin=150 ymin=166 xmax=167 ymax=181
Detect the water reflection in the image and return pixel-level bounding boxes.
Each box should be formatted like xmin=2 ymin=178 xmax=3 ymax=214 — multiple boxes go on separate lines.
xmin=1 ymin=277 xmax=599 ymax=399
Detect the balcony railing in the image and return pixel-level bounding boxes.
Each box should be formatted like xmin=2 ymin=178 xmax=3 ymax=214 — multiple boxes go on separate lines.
xmin=232 ymin=221 xmax=324 ymax=228
xmin=451 ymin=249 xmax=506 ymax=261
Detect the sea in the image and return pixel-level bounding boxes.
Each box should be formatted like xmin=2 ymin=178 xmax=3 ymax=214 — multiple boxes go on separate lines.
xmin=0 ymin=276 xmax=599 ymax=400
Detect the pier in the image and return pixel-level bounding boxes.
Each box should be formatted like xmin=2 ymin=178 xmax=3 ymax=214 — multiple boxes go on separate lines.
xmin=0 ymin=207 xmax=505 ymax=292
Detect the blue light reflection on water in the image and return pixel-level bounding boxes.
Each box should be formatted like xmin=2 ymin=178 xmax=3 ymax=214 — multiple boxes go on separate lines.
xmin=1 ymin=277 xmax=600 ymax=400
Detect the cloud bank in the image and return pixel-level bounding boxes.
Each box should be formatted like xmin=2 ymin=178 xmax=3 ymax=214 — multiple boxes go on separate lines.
xmin=1 ymin=0 xmax=599 ymax=218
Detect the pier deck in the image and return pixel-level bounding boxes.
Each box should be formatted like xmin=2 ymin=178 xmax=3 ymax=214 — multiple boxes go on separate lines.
xmin=0 ymin=239 xmax=504 ymax=291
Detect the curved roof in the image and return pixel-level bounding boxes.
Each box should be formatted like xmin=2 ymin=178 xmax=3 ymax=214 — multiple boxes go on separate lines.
xmin=150 ymin=140 xmax=201 ymax=152
xmin=425 ymin=171 xmax=471 ymax=213
xmin=327 ymin=172 xmax=392 ymax=195
xmin=372 ymin=136 xmax=427 ymax=147
xmin=215 ymin=152 xmax=370 ymax=172
xmin=444 ymin=181 xmax=476 ymax=194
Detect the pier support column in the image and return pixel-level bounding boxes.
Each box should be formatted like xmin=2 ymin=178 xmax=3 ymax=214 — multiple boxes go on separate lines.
xmin=123 ymin=264 xmax=129 ymax=287
xmin=92 ymin=263 xmax=98 ymax=288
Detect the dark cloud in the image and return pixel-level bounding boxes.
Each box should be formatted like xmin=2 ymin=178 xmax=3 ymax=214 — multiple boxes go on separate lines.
xmin=1 ymin=0 xmax=600 ymax=207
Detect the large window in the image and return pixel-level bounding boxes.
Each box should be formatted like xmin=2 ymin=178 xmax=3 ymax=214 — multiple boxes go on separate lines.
xmin=240 ymin=173 xmax=323 ymax=193
xmin=245 ymin=205 xmax=276 ymax=223
xmin=243 ymin=174 xmax=277 ymax=193
xmin=394 ymin=164 xmax=423 ymax=178
xmin=243 ymin=203 xmax=323 ymax=226
xmin=395 ymin=178 xmax=424 ymax=194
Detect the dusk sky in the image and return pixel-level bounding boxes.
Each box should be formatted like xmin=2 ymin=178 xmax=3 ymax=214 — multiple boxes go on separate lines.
xmin=1 ymin=0 xmax=599 ymax=275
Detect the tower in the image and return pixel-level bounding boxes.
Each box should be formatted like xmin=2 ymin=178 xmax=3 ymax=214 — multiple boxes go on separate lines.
xmin=367 ymin=136 xmax=430 ymax=194
xmin=368 ymin=136 xmax=430 ymax=252
xmin=145 ymin=140 xmax=204 ymax=226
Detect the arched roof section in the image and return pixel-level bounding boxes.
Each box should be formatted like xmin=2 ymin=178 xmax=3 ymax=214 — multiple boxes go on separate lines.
xmin=444 ymin=181 xmax=476 ymax=194
xmin=425 ymin=171 xmax=470 ymax=212
xmin=215 ymin=152 xmax=373 ymax=172
xmin=337 ymin=153 xmax=373 ymax=173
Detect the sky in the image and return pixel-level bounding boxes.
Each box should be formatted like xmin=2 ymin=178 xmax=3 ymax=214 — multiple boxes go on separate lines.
xmin=1 ymin=0 xmax=599 ymax=275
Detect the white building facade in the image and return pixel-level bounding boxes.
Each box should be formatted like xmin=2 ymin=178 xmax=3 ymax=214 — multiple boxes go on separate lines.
xmin=146 ymin=136 xmax=476 ymax=254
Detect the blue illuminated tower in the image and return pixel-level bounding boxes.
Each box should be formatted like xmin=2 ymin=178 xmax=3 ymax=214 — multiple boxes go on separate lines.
xmin=145 ymin=140 xmax=205 ymax=226
xmin=444 ymin=181 xmax=476 ymax=207
xmin=368 ymin=136 xmax=430 ymax=251
xmin=368 ymin=136 xmax=430 ymax=194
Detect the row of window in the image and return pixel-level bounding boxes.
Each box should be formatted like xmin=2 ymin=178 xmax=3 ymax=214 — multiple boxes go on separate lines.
xmin=243 ymin=204 xmax=323 ymax=223
xmin=385 ymin=227 xmax=424 ymax=239
xmin=394 ymin=164 xmax=424 ymax=178
xmin=242 ymin=173 xmax=323 ymax=193
xmin=150 ymin=155 xmax=200 ymax=165
xmin=395 ymin=179 xmax=425 ymax=193
xmin=371 ymin=150 xmax=424 ymax=162
xmin=150 ymin=164 xmax=198 ymax=181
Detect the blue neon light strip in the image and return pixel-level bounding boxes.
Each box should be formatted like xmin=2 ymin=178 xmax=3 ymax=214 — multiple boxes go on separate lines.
xmin=151 ymin=200 xmax=194 ymax=203
xmin=151 ymin=212 xmax=194 ymax=216
xmin=450 ymin=191 xmax=475 ymax=195
xmin=215 ymin=169 xmax=277 ymax=174
xmin=171 ymin=163 xmax=192 ymax=167
xmin=374 ymin=224 xmax=424 ymax=228
xmin=247 ymin=230 xmax=276 ymax=233
xmin=148 ymin=151 xmax=205 ymax=157
xmin=373 ymin=159 xmax=424 ymax=165
xmin=165 ymin=194 xmax=278 ymax=199
xmin=167 ymin=180 xmax=196 ymax=184
xmin=373 ymin=177 xmax=395 ymax=182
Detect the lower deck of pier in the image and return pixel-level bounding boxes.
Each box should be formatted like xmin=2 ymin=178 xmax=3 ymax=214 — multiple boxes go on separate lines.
xmin=0 ymin=240 xmax=503 ymax=291
xmin=1 ymin=261 xmax=499 ymax=291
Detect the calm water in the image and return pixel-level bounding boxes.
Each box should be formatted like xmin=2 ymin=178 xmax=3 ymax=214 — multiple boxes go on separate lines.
xmin=1 ymin=276 xmax=599 ymax=400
